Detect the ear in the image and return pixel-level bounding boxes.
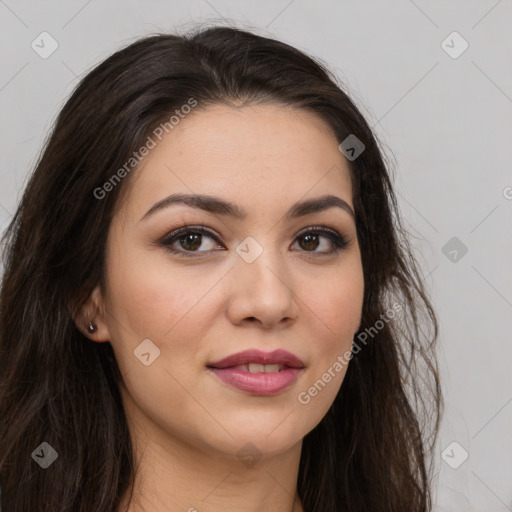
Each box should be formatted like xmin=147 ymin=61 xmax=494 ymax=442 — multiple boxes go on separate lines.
xmin=71 ymin=284 xmax=110 ymax=342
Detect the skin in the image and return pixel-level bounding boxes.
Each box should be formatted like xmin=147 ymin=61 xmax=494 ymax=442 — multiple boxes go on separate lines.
xmin=79 ymin=103 xmax=364 ymax=512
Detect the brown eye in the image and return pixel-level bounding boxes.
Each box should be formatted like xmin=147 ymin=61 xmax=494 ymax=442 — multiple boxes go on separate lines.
xmin=292 ymin=227 xmax=349 ymax=255
xmin=298 ymin=233 xmax=320 ymax=251
xmin=159 ymin=226 xmax=223 ymax=256
xmin=178 ymin=233 xmax=202 ymax=251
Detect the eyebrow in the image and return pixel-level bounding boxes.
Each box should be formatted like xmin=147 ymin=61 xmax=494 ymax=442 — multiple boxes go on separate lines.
xmin=139 ymin=193 xmax=355 ymax=222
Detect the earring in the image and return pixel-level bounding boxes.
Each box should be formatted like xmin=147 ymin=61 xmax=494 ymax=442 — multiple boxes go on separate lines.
xmin=87 ymin=321 xmax=97 ymax=334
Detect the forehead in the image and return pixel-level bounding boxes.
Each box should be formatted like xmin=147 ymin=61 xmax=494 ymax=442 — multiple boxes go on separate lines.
xmin=119 ymin=103 xmax=353 ymax=217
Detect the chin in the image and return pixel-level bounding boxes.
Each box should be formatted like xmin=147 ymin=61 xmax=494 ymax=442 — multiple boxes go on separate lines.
xmin=202 ymin=419 xmax=307 ymax=460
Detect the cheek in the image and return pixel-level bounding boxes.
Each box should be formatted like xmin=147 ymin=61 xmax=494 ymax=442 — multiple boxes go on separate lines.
xmin=105 ymin=246 xmax=218 ymax=336
xmin=295 ymin=263 xmax=363 ymax=414
xmin=103 ymin=248 xmax=230 ymax=383
xmin=103 ymin=254 xmax=222 ymax=415
xmin=303 ymin=261 xmax=364 ymax=339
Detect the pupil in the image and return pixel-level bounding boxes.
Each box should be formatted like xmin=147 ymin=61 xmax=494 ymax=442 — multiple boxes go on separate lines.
xmin=301 ymin=234 xmax=318 ymax=251
xmin=181 ymin=234 xmax=201 ymax=250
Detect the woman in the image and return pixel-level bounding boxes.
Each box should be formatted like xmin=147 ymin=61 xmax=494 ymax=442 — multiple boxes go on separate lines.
xmin=0 ymin=26 xmax=442 ymax=512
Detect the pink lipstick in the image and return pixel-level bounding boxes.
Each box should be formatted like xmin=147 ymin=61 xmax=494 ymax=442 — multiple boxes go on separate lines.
xmin=207 ymin=349 xmax=305 ymax=396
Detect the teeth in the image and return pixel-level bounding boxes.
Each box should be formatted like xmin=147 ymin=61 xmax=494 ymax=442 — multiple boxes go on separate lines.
xmin=231 ymin=363 xmax=285 ymax=373
xmin=248 ymin=363 xmax=265 ymax=373
xmin=262 ymin=364 xmax=281 ymax=373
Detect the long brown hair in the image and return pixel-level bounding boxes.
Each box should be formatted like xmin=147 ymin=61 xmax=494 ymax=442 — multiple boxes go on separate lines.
xmin=0 ymin=26 xmax=442 ymax=511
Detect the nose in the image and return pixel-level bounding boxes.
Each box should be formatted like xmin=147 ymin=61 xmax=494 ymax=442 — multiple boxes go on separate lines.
xmin=226 ymin=247 xmax=299 ymax=329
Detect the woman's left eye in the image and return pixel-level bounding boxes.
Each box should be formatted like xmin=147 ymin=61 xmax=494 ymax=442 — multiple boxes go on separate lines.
xmin=158 ymin=225 xmax=348 ymax=257
xmin=295 ymin=228 xmax=348 ymax=254
xmin=292 ymin=227 xmax=348 ymax=254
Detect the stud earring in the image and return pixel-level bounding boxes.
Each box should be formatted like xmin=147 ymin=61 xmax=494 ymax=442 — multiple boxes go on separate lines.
xmin=87 ymin=321 xmax=97 ymax=334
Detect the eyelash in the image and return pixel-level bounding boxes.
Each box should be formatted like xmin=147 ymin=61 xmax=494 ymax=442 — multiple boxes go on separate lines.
xmin=158 ymin=224 xmax=350 ymax=258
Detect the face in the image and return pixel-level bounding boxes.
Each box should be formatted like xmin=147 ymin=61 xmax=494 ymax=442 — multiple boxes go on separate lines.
xmin=90 ymin=103 xmax=364 ymax=461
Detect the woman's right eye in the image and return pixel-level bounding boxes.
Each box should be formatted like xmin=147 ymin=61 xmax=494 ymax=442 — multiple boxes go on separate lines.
xmin=159 ymin=226 xmax=224 ymax=256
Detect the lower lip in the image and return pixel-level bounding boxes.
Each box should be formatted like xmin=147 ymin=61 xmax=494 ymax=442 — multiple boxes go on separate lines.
xmin=208 ymin=367 xmax=303 ymax=395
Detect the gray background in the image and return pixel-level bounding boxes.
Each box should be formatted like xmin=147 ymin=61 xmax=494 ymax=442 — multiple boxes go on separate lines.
xmin=1 ymin=1 xmax=511 ymax=510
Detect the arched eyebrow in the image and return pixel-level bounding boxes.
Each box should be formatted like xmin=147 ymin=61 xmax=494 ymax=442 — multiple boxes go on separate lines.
xmin=139 ymin=193 xmax=355 ymax=222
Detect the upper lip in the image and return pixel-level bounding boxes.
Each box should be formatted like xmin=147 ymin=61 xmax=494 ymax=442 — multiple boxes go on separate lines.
xmin=207 ymin=349 xmax=305 ymax=369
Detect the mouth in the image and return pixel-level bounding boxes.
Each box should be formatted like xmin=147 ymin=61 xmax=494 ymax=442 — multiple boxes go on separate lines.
xmin=206 ymin=349 xmax=305 ymax=395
